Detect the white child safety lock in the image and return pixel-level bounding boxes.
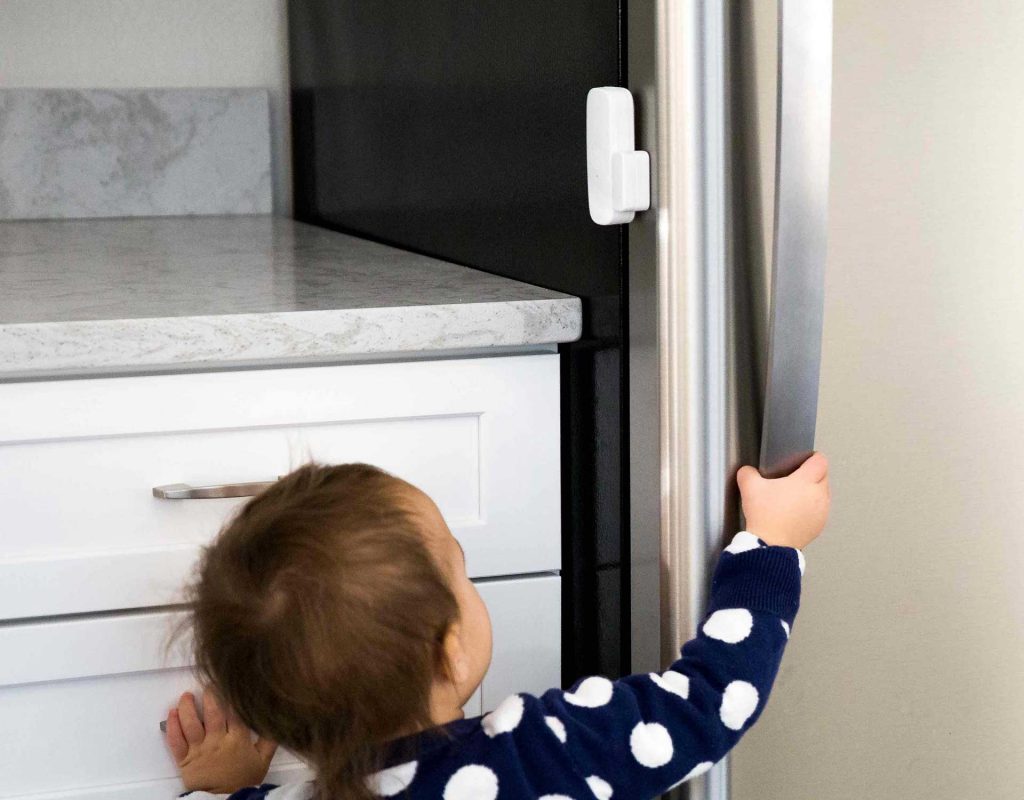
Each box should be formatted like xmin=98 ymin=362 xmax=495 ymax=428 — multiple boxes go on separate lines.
xmin=586 ymin=87 xmax=650 ymax=225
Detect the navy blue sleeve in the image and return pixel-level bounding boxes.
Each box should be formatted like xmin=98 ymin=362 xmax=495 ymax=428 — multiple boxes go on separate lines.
xmin=181 ymin=784 xmax=279 ymax=800
xmin=227 ymin=788 xmax=278 ymax=800
xmin=532 ymin=533 xmax=802 ymax=798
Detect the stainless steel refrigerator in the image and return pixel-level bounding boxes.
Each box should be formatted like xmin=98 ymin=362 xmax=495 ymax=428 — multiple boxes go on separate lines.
xmin=288 ymin=2 xmax=830 ymax=798
xmin=628 ymin=2 xmax=830 ymax=797
xmin=292 ymin=0 xmax=1024 ymax=796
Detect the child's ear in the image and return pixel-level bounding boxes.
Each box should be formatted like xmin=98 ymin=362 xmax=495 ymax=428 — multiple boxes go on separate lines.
xmin=440 ymin=622 xmax=470 ymax=685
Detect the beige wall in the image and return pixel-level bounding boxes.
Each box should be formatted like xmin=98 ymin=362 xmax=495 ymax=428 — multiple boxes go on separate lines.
xmin=0 ymin=0 xmax=291 ymax=213
xmin=733 ymin=2 xmax=1024 ymax=798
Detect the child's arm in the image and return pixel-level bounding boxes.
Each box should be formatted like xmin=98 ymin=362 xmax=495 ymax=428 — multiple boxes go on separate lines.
xmin=524 ymin=453 xmax=829 ymax=799
xmin=165 ymin=689 xmax=277 ymax=796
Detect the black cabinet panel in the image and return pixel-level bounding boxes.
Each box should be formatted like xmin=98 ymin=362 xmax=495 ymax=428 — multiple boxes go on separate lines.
xmin=289 ymin=0 xmax=628 ymax=682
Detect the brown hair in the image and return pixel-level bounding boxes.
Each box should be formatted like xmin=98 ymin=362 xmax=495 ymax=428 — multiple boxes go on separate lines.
xmin=186 ymin=463 xmax=459 ymax=799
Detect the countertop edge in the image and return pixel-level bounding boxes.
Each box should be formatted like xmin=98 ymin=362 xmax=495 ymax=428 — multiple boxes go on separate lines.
xmin=0 ymin=297 xmax=583 ymax=379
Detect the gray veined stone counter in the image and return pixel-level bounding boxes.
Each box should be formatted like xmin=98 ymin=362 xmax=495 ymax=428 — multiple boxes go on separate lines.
xmin=0 ymin=216 xmax=583 ymax=379
xmin=0 ymin=89 xmax=272 ymax=220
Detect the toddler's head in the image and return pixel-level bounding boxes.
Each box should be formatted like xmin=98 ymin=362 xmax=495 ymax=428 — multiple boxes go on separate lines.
xmin=187 ymin=463 xmax=492 ymax=798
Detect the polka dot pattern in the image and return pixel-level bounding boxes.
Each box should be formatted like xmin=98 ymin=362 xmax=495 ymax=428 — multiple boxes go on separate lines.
xmin=630 ymin=721 xmax=674 ymax=768
xmin=796 ymin=549 xmax=806 ymax=575
xmin=650 ymin=670 xmax=690 ymax=699
xmin=564 ymin=676 xmax=614 ymax=708
xmin=482 ymin=694 xmax=524 ymax=737
xmin=366 ymin=761 xmax=417 ymax=797
xmin=545 ymin=715 xmax=567 ymax=743
xmin=443 ymin=765 xmax=499 ymax=800
xmin=586 ymin=775 xmax=614 ymax=800
xmin=724 ymin=531 xmax=762 ymax=554
xmin=720 ymin=680 xmax=759 ymax=730
xmin=702 ymin=608 xmax=754 ymax=644
xmin=317 ymin=519 xmax=800 ymax=800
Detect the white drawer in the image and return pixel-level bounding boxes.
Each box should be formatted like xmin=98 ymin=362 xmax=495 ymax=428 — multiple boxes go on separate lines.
xmin=478 ymin=574 xmax=562 ymax=712
xmin=0 ymin=610 xmax=309 ymax=799
xmin=0 ymin=354 xmax=560 ymax=620
xmin=0 ymin=578 xmax=560 ymax=799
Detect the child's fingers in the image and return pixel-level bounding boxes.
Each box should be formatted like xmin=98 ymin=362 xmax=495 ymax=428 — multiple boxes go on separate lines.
xmin=736 ymin=465 xmax=761 ymax=492
xmin=224 ymin=702 xmax=260 ymax=739
xmin=202 ymin=688 xmax=227 ymax=736
xmin=226 ymin=703 xmax=277 ymax=762
xmin=794 ymin=452 xmax=828 ymax=483
xmin=255 ymin=736 xmax=278 ymax=763
xmin=177 ymin=692 xmax=206 ymax=746
xmin=165 ymin=710 xmax=186 ymax=757
xmin=165 ymin=708 xmax=189 ymax=763
xmin=224 ymin=701 xmax=243 ymax=733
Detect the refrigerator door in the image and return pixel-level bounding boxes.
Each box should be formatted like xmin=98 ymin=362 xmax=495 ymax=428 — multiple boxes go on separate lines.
xmin=628 ymin=1 xmax=831 ymax=798
xmin=735 ymin=2 xmax=1024 ymax=797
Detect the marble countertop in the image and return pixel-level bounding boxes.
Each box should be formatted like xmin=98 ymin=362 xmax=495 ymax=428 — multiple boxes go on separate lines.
xmin=0 ymin=216 xmax=582 ymax=378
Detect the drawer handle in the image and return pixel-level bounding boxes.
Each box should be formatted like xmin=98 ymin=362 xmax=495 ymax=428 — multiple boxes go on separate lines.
xmin=152 ymin=481 xmax=276 ymax=500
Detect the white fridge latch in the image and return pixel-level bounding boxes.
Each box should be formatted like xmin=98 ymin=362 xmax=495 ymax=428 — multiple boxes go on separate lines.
xmin=586 ymin=87 xmax=650 ymax=225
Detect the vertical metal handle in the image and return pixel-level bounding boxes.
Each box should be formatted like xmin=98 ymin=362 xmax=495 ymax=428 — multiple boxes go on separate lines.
xmin=701 ymin=2 xmax=832 ymax=798
xmin=759 ymin=0 xmax=833 ymax=478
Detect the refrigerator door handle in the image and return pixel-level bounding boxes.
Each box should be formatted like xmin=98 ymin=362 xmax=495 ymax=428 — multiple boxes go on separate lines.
xmin=759 ymin=0 xmax=833 ymax=478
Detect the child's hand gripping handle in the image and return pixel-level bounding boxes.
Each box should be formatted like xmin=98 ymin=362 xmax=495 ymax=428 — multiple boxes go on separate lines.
xmin=737 ymin=452 xmax=830 ymax=551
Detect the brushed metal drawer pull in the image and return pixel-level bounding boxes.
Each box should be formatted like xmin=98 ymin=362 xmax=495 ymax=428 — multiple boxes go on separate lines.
xmin=152 ymin=481 xmax=276 ymax=500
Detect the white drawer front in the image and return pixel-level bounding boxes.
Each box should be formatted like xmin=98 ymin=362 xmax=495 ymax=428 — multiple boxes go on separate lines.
xmin=479 ymin=574 xmax=562 ymax=712
xmin=0 ymin=611 xmax=308 ymax=799
xmin=0 ymin=355 xmax=560 ymax=620
xmin=1 ymin=578 xmax=559 ymax=799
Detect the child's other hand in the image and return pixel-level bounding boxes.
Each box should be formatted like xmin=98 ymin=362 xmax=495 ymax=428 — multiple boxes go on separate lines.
xmin=736 ymin=452 xmax=831 ymax=550
xmin=165 ymin=689 xmax=277 ymax=794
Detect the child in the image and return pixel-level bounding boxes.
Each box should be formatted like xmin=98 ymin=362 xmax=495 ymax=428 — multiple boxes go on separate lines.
xmin=167 ymin=454 xmax=830 ymax=799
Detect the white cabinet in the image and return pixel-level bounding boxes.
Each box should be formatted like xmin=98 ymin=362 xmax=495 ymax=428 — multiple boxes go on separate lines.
xmin=0 ymin=577 xmax=561 ymax=799
xmin=0 ymin=353 xmax=563 ymax=799
xmin=478 ymin=574 xmax=561 ymax=712
xmin=0 ymin=610 xmax=308 ymax=800
xmin=0 ymin=355 xmax=560 ymax=620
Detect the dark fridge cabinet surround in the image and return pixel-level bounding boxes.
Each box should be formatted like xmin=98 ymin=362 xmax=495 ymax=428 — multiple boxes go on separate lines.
xmin=288 ymin=0 xmax=629 ymax=681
